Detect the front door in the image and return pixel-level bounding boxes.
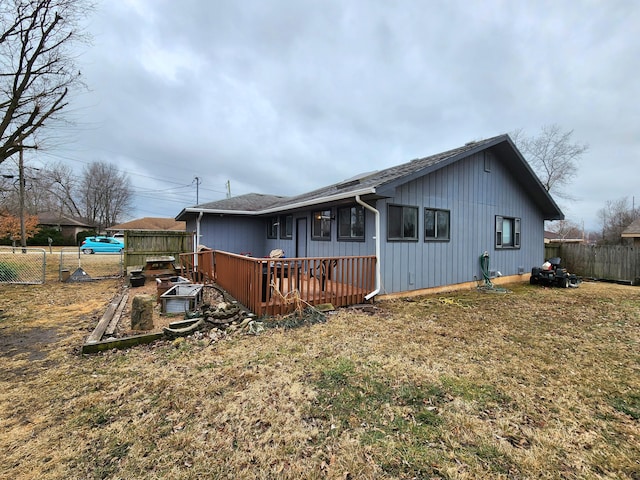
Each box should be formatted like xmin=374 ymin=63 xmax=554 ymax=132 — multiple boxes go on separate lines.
xmin=296 ymin=218 xmax=307 ymax=258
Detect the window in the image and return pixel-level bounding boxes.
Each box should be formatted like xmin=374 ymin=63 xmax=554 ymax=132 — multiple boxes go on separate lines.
xmin=267 ymin=217 xmax=278 ymax=239
xmin=312 ymin=210 xmax=332 ymax=240
xmin=496 ymin=216 xmax=521 ymax=248
xmin=388 ymin=205 xmax=418 ymax=241
xmin=424 ymin=208 xmax=450 ymax=241
xmin=279 ymin=215 xmax=292 ymax=239
xmin=338 ymin=205 xmax=365 ymax=241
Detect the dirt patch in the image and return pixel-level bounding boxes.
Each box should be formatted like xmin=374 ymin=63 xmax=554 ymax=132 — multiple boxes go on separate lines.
xmin=0 ymin=327 xmax=59 ymax=360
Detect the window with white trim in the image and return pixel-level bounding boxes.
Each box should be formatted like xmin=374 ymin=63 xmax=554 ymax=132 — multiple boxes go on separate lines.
xmin=496 ymin=216 xmax=520 ymax=248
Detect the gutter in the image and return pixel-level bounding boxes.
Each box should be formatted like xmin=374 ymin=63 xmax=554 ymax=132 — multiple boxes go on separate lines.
xmin=194 ymin=211 xmax=203 ymax=269
xmin=178 ymin=186 xmax=377 ymax=218
xmin=355 ymin=195 xmax=381 ymax=300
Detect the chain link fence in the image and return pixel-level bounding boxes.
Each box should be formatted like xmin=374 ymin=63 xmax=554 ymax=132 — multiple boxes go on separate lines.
xmin=59 ymin=247 xmax=124 ymax=281
xmin=0 ymin=246 xmax=47 ymax=284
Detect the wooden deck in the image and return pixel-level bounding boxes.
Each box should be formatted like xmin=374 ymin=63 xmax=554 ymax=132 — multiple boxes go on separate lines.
xmin=179 ymin=250 xmax=376 ymax=316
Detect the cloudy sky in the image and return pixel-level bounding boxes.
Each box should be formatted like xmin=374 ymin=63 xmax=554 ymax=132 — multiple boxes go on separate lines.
xmin=36 ymin=0 xmax=640 ymax=230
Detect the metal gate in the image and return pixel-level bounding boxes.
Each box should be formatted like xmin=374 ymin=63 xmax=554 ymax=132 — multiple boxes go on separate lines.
xmin=59 ymin=247 xmax=124 ymax=281
xmin=0 ymin=246 xmax=46 ymax=284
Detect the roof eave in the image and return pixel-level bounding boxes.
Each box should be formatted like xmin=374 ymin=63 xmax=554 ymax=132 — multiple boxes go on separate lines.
xmin=176 ymin=186 xmax=377 ymax=220
xmin=261 ymin=186 xmax=377 ymax=214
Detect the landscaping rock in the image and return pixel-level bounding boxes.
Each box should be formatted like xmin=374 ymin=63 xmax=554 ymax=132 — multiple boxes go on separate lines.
xmin=131 ymin=295 xmax=154 ymax=330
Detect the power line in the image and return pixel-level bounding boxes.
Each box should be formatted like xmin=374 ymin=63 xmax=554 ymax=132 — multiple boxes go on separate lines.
xmin=36 ymin=150 xmax=228 ymax=196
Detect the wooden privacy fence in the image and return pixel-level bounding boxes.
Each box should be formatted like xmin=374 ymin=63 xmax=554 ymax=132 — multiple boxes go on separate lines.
xmin=180 ymin=250 xmax=377 ymax=316
xmin=546 ymin=244 xmax=640 ymax=283
xmin=124 ymin=230 xmax=193 ymax=269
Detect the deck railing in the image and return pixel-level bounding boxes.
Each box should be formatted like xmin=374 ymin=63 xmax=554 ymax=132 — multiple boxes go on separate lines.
xmin=179 ymin=250 xmax=376 ymax=316
xmin=179 ymin=249 xmax=215 ymax=283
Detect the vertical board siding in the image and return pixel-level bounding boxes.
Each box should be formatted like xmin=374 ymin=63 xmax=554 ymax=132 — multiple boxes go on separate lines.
xmin=378 ymin=150 xmax=545 ymax=293
xmin=192 ymin=147 xmax=548 ymax=296
xmin=199 ymin=216 xmax=265 ymax=256
xmin=198 ymin=209 xmax=376 ymax=261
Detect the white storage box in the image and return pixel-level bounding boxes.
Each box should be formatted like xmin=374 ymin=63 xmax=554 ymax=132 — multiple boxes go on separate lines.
xmin=160 ymin=284 xmax=204 ymax=314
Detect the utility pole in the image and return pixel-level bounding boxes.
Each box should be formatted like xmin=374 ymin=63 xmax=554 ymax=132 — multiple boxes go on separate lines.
xmin=226 ymin=180 xmax=231 ymax=199
xmin=193 ymin=176 xmax=201 ymax=204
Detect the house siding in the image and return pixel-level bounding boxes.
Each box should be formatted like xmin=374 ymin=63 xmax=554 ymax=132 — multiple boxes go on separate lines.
xmin=265 ymin=211 xmax=376 ymax=258
xmin=378 ymin=150 xmax=544 ymax=294
xmin=187 ymin=145 xmax=548 ymax=296
xmin=189 ymin=216 xmax=265 ymax=255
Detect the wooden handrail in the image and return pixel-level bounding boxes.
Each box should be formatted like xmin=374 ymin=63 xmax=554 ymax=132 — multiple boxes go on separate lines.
xmin=180 ymin=250 xmax=376 ymax=316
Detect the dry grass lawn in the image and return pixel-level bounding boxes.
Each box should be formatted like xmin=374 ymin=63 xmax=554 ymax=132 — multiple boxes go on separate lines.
xmin=0 ymin=251 xmax=639 ymax=479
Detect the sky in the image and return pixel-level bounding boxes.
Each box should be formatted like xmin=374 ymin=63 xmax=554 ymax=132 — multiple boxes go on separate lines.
xmin=25 ymin=0 xmax=640 ymax=231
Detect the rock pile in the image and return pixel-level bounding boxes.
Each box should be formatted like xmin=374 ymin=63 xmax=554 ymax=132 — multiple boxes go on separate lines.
xmin=162 ymin=301 xmax=264 ymax=339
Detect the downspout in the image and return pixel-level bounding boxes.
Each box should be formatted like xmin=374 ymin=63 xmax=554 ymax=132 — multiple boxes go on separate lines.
xmin=194 ymin=211 xmax=203 ymax=271
xmin=355 ymin=195 xmax=380 ymax=300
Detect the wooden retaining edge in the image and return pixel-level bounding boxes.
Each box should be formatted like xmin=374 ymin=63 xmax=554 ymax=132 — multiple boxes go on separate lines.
xmin=106 ymin=292 xmax=129 ymax=336
xmin=81 ymin=332 xmax=165 ymax=354
xmin=81 ymin=283 xmax=242 ymax=354
xmin=85 ymin=294 xmax=127 ymax=344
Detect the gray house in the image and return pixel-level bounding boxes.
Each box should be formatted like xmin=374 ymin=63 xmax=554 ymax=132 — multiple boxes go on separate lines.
xmin=176 ymin=134 xmax=563 ymax=299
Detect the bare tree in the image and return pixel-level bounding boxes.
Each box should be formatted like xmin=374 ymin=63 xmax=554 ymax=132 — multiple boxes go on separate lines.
xmin=0 ymin=0 xmax=89 ymax=166
xmin=41 ymin=160 xmax=82 ymax=215
xmin=512 ymin=124 xmax=588 ymax=200
xmin=597 ymin=196 xmax=638 ymax=245
xmin=0 ymin=157 xmax=42 ymax=213
xmin=547 ymin=219 xmax=583 ymax=240
xmin=80 ymin=162 xmax=132 ymax=231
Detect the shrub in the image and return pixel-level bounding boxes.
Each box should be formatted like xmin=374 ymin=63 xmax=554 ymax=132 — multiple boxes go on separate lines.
xmin=0 ymin=262 xmax=18 ymax=282
xmin=28 ymin=227 xmax=65 ymax=246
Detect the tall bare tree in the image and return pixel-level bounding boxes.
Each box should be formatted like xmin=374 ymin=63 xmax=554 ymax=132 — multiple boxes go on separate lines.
xmin=512 ymin=124 xmax=588 ymax=200
xmin=597 ymin=196 xmax=639 ymax=245
xmin=41 ymin=160 xmax=81 ymax=215
xmin=0 ymin=0 xmax=89 ymax=165
xmin=80 ymin=162 xmax=132 ymax=231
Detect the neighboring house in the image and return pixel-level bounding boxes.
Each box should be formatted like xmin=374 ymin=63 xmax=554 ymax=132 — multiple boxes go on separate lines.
xmin=176 ymin=134 xmax=563 ymax=297
xmin=37 ymin=212 xmax=94 ymax=243
xmin=107 ymin=217 xmax=187 ymax=236
xmin=621 ymin=219 xmax=640 ymax=246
